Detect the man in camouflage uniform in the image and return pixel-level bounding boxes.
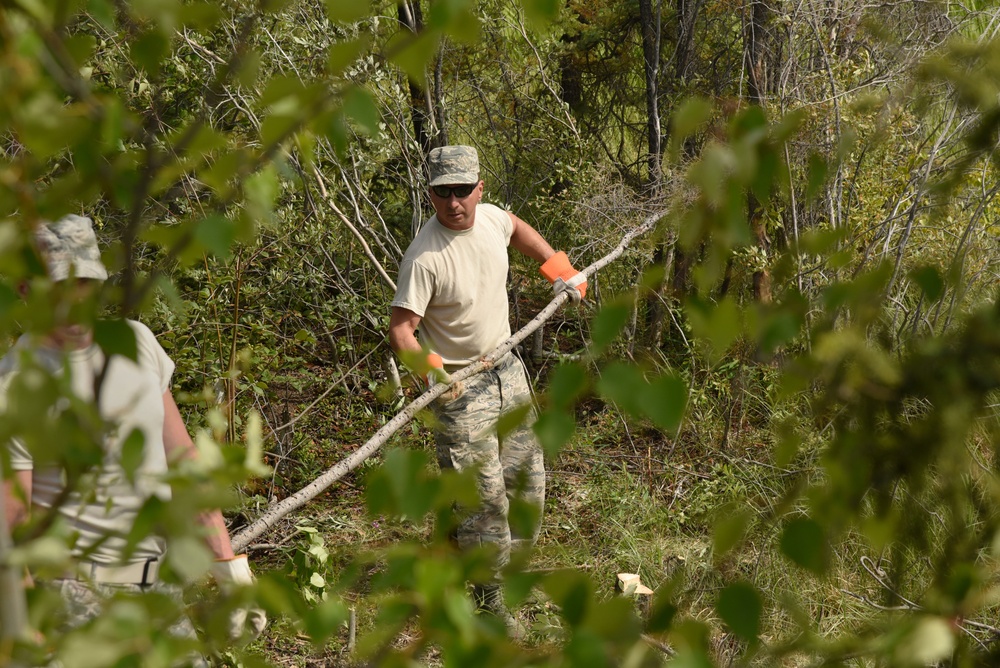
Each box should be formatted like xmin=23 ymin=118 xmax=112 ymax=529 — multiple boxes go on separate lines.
xmin=388 ymin=146 xmax=586 ymax=636
xmin=1 ymin=215 xmax=266 ymax=663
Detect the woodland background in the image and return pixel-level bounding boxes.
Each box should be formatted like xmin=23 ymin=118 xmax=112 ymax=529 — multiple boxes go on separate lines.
xmin=3 ymin=0 xmax=1000 ymax=666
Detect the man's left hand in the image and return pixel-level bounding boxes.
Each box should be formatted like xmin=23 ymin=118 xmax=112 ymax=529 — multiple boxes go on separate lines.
xmin=212 ymin=555 xmax=268 ymax=642
xmin=540 ymin=251 xmax=587 ymax=304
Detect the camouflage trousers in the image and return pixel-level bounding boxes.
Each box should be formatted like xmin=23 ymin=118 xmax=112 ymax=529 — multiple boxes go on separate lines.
xmin=432 ymin=352 xmax=545 ymax=570
xmin=49 ymin=578 xmax=207 ymax=667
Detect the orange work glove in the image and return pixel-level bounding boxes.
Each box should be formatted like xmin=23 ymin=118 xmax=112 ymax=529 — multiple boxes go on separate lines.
xmin=540 ymin=251 xmax=587 ymax=304
xmin=424 ymin=352 xmax=446 ymax=386
xmin=423 ymin=352 xmax=464 ymax=402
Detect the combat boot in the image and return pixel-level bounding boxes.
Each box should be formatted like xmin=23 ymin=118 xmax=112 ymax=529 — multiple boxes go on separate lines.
xmin=473 ymin=583 xmax=527 ymax=640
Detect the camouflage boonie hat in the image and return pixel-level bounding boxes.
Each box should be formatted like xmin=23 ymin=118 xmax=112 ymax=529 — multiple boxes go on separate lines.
xmin=34 ymin=214 xmax=108 ymax=282
xmin=428 ymin=146 xmax=479 ymax=186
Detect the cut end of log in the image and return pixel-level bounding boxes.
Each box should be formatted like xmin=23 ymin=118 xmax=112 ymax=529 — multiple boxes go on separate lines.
xmin=616 ymin=572 xmax=654 ymax=596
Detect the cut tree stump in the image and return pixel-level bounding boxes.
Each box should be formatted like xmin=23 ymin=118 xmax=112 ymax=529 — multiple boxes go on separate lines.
xmin=615 ymin=572 xmax=654 ymax=618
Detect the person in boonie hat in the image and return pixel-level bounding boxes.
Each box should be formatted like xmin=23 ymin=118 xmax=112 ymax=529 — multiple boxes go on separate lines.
xmin=388 ymin=144 xmax=588 ymax=639
xmin=2 ymin=214 xmax=268 ymax=657
xmin=33 ymin=214 xmax=109 ymax=282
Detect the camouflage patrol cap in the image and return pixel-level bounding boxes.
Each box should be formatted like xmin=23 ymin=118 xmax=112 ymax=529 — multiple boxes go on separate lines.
xmin=428 ymin=145 xmax=480 ymax=186
xmin=34 ymin=214 xmax=108 ymax=282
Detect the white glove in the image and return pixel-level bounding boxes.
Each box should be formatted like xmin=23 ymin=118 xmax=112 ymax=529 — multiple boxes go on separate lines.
xmin=425 ymin=353 xmax=464 ymax=402
xmin=212 ymin=555 xmax=268 ymax=642
xmin=540 ymin=251 xmax=587 ymax=304
xmin=553 ymin=272 xmax=587 ymax=304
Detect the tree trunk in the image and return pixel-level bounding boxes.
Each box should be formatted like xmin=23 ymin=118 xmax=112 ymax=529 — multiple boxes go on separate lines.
xmin=639 ymin=0 xmax=662 ymax=187
xmin=742 ymin=0 xmax=781 ymax=304
xmin=397 ymin=1 xmax=439 ymax=153
xmin=651 ymin=0 xmax=703 ymax=343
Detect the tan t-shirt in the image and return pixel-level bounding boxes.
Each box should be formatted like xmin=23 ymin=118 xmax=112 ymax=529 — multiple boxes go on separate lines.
xmin=392 ymin=203 xmax=514 ymax=366
xmin=2 ymin=320 xmax=175 ymax=565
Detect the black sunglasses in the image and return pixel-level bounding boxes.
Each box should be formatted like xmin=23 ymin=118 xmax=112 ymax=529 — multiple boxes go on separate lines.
xmin=432 ymin=183 xmax=477 ymax=198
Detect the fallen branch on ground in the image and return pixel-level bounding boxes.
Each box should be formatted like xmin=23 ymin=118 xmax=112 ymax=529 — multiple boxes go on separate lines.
xmin=231 ymin=210 xmax=667 ymax=552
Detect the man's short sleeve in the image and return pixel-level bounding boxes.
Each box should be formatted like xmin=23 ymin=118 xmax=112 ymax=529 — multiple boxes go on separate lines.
xmin=391 ymin=260 xmax=435 ymax=317
xmin=129 ymin=320 xmax=175 ymax=394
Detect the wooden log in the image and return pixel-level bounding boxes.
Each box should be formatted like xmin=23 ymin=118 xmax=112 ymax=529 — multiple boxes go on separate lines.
xmin=615 ymin=572 xmax=653 ymax=618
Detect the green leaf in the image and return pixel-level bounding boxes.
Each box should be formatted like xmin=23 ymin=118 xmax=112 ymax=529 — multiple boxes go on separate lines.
xmin=780 ymin=517 xmax=828 ymax=574
xmin=86 ymin=0 xmax=117 ymax=29
xmin=508 ymin=494 xmax=542 ymax=544
xmin=731 ymin=105 xmax=767 ymax=139
xmin=894 ymin=617 xmax=956 ymax=665
xmin=753 ymin=303 xmax=804 ymax=354
xmin=259 ymin=75 xmax=307 ymax=109
xmin=323 ymin=110 xmax=349 ymax=156
xmin=717 ymin=581 xmax=761 ymax=642
xmin=245 ymin=165 xmax=281 ymax=226
xmin=520 ymin=0 xmax=560 ymax=29
xmin=646 ymin=595 xmax=677 ymax=632
xmin=119 ymin=428 xmax=146 ymax=484
xmin=243 ymin=411 xmax=272 ymax=478
xmin=174 ymin=1 xmax=222 ymax=28
xmin=16 ymin=97 xmax=88 ymax=158
xmin=199 ymin=149 xmax=245 ymax=194
xmin=669 ymin=97 xmax=714 ymax=161
xmin=94 ymin=319 xmax=138 ymax=361
xmin=911 ymin=265 xmax=944 ymax=302
xmin=504 ymin=569 xmax=545 ymax=606
xmin=326 ymin=0 xmax=370 ymax=23
xmin=805 ymin=152 xmax=828 ymax=199
xmin=64 ymin=34 xmax=97 ymax=68
xmin=547 ymin=362 xmax=587 ymax=410
xmin=712 ymin=506 xmax=752 ymax=556
xmin=342 ymin=86 xmax=380 ymax=135
xmin=0 ymin=282 xmax=21 ymax=319
xmin=130 ymin=29 xmax=169 ymax=76
xmin=496 ymin=404 xmax=532 ymax=439
xmin=590 ymin=299 xmax=632 ymax=353
xmin=165 ymin=535 xmax=212 ymax=582
xmin=685 ymin=296 xmax=742 ymax=361
xmin=533 ymin=409 xmax=575 ymax=458
xmin=751 ymin=143 xmax=781 ymax=203
xmin=428 ymin=0 xmax=481 ymax=43
xmin=237 ymin=49 xmax=262 ymax=87
xmin=543 ymin=569 xmax=593 ymax=627
xmin=99 ymin=97 xmax=127 ymax=152
xmin=386 ymin=30 xmax=439 ymax=85
xmin=261 ymin=112 xmax=301 ymax=149
xmin=565 ymin=630 xmax=608 ymax=666
xmin=302 ymin=597 xmax=349 ymax=643
xmin=638 ymin=374 xmax=686 ymax=431
xmin=194 ymin=215 xmax=236 ymax=259
xmin=364 ymin=448 xmax=439 ymax=520
xmin=328 ymin=37 xmax=370 ymax=76
xmin=595 ymin=362 xmax=643 ymax=416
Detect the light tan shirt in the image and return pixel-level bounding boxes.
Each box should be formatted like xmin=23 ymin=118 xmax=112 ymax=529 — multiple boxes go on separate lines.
xmin=2 ymin=320 xmax=174 ymax=565
xmin=392 ymin=203 xmax=514 ymax=366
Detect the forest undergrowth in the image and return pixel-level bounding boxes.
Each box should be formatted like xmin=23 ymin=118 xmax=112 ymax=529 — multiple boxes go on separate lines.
xmin=219 ymin=327 xmax=947 ymax=667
